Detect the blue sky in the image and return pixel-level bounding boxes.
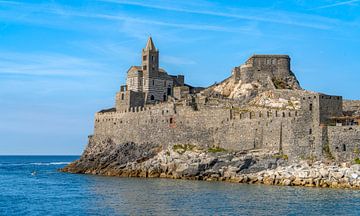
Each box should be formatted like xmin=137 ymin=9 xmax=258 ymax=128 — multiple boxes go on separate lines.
xmin=0 ymin=0 xmax=359 ymax=155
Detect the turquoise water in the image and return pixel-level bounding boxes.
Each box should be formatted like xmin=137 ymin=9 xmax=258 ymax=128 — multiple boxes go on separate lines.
xmin=0 ymin=156 xmax=359 ymax=215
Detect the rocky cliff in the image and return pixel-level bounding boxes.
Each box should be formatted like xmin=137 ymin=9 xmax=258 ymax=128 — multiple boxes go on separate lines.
xmin=62 ymin=141 xmax=360 ymax=189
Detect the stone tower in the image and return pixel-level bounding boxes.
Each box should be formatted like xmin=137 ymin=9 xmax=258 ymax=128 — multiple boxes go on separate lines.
xmin=142 ymin=37 xmax=159 ymax=78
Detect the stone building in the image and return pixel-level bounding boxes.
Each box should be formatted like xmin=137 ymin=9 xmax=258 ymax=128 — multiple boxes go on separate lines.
xmin=116 ymin=37 xmax=185 ymax=112
xmin=94 ymin=39 xmax=360 ymax=163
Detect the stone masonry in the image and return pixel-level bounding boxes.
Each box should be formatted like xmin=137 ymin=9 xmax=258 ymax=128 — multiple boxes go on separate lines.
xmin=92 ymin=37 xmax=359 ymax=163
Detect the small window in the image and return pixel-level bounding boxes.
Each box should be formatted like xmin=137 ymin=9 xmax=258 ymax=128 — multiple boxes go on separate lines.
xmin=150 ymin=95 xmax=154 ymax=100
xmin=152 ymin=80 xmax=155 ymax=86
xmin=170 ymin=118 xmax=173 ymax=124
xmin=309 ymin=103 xmax=313 ymax=111
xmin=164 ymin=81 xmax=166 ymax=87
xmin=143 ymin=55 xmax=147 ymax=61
xmin=152 ymin=56 xmax=155 ymax=61
xmin=342 ymin=144 xmax=346 ymax=151
xmin=143 ymin=65 xmax=147 ymax=70
xmin=309 ymin=129 xmax=312 ymax=135
xmin=121 ymin=94 xmax=124 ymax=100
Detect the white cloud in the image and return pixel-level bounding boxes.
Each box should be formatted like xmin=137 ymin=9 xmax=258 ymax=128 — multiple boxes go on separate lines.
xmin=161 ymin=55 xmax=196 ymax=66
xmin=313 ymin=0 xmax=360 ymax=9
xmin=0 ymin=51 xmax=106 ymax=77
xmin=100 ymin=0 xmax=341 ymax=30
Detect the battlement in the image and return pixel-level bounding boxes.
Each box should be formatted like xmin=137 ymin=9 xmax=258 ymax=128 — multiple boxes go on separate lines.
xmin=88 ymin=38 xmax=358 ymax=162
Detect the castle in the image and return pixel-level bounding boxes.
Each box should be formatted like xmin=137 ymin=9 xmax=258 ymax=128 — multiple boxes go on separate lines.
xmin=92 ymin=37 xmax=360 ymax=162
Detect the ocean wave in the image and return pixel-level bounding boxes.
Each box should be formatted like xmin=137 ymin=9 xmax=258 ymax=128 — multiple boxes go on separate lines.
xmin=30 ymin=162 xmax=71 ymax=166
xmin=0 ymin=162 xmax=71 ymax=166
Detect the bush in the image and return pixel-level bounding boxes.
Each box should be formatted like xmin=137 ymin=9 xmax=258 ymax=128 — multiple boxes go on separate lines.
xmin=208 ymin=147 xmax=226 ymax=153
xmin=173 ymin=144 xmax=196 ymax=154
xmin=272 ymin=154 xmax=288 ymax=160
xmin=355 ymin=158 xmax=360 ymax=164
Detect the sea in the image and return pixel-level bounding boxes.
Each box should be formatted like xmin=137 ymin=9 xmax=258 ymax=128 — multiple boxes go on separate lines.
xmin=0 ymin=156 xmax=359 ymax=216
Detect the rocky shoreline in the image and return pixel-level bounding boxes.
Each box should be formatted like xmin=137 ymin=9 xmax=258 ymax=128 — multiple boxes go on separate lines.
xmin=62 ymin=145 xmax=360 ymax=189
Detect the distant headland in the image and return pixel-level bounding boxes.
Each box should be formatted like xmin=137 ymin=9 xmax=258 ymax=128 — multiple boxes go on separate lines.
xmin=62 ymin=37 xmax=360 ymax=189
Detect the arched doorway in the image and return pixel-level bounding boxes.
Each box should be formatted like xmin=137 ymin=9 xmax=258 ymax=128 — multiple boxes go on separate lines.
xmin=167 ymin=85 xmax=171 ymax=96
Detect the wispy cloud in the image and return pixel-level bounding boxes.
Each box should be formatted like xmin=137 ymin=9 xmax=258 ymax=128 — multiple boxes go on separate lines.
xmin=100 ymin=0 xmax=341 ymax=30
xmin=162 ymin=55 xmax=196 ymax=66
xmin=0 ymin=0 xmax=20 ymax=4
xmin=313 ymin=0 xmax=360 ymax=9
xmin=0 ymin=51 xmax=106 ymax=77
xmin=0 ymin=1 xmax=258 ymax=34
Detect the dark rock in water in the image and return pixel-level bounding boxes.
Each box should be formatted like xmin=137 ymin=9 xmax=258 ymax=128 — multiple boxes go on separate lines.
xmin=61 ymin=138 xmax=161 ymax=174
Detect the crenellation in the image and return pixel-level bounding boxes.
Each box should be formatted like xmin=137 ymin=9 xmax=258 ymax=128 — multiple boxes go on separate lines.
xmin=88 ymin=37 xmax=359 ymax=163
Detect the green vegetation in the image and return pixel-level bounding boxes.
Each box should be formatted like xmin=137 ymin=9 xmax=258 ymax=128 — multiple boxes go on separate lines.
xmin=355 ymin=158 xmax=360 ymax=164
xmin=272 ymin=153 xmax=288 ymax=160
xmin=207 ymin=147 xmax=226 ymax=153
xmin=354 ymin=146 xmax=360 ymax=154
xmin=323 ymin=143 xmax=335 ymax=160
xmin=173 ymin=144 xmax=196 ymax=154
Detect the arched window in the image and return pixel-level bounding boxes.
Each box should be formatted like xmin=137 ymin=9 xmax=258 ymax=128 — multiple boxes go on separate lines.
xmin=121 ymin=94 xmax=124 ymax=100
xmin=163 ymin=94 xmax=167 ymax=101
xmin=150 ymin=95 xmax=155 ymax=100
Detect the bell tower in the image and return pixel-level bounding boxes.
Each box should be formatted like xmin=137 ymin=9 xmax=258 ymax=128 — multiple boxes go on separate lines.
xmin=142 ymin=37 xmax=159 ymax=78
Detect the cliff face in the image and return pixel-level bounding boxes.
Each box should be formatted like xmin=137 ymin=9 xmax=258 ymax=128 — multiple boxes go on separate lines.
xmin=61 ymin=53 xmax=360 ymax=189
xmin=62 ymin=136 xmax=161 ymax=174
xmin=202 ymin=55 xmax=301 ymax=104
xmin=62 ymin=142 xmax=360 ymax=189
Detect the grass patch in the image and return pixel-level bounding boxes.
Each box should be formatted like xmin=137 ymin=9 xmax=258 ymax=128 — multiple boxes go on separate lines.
xmin=355 ymin=158 xmax=360 ymax=164
xmin=208 ymin=147 xmax=226 ymax=153
xmin=272 ymin=153 xmax=288 ymax=160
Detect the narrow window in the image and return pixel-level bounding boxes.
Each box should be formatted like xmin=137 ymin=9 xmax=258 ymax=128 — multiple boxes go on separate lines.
xmin=121 ymin=94 xmax=124 ymax=100
xmin=143 ymin=65 xmax=147 ymax=70
xmin=150 ymin=95 xmax=154 ymax=100
xmin=152 ymin=80 xmax=155 ymax=86
xmin=342 ymin=144 xmax=346 ymax=151
xmin=309 ymin=103 xmax=313 ymax=111
xmin=309 ymin=129 xmax=312 ymax=135
xmin=143 ymin=55 xmax=147 ymax=61
xmin=170 ymin=118 xmax=173 ymax=124
xmin=164 ymin=81 xmax=166 ymax=87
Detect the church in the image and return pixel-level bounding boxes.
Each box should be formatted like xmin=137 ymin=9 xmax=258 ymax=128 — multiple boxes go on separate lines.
xmin=115 ymin=37 xmax=186 ymax=111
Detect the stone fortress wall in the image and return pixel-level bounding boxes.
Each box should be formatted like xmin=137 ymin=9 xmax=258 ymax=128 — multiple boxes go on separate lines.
xmin=89 ymin=38 xmax=360 ymax=163
xmin=92 ymin=88 xmax=358 ymax=161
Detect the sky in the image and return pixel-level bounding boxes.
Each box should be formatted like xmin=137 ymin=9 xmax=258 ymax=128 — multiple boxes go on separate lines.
xmin=0 ymin=0 xmax=359 ymax=155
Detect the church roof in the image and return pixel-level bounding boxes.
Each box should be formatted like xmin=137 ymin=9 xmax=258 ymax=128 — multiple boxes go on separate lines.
xmin=144 ymin=37 xmax=156 ymax=51
xmin=126 ymin=66 xmax=143 ymax=78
